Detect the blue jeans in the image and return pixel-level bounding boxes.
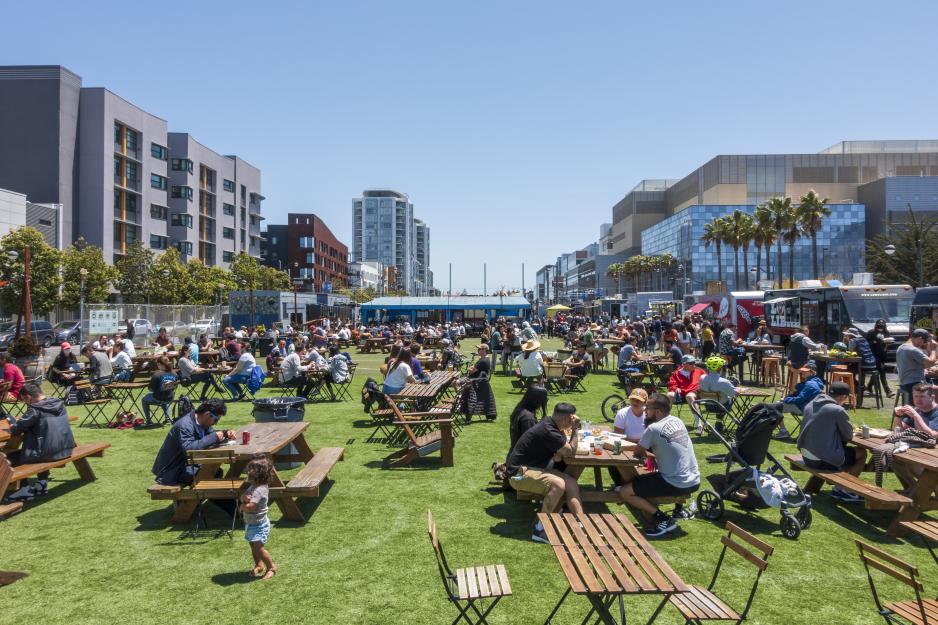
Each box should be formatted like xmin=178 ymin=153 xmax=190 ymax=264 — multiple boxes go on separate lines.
xmin=114 ymin=369 xmax=132 ymax=382
xmin=224 ymin=372 xmax=252 ymax=398
xmin=142 ymin=392 xmax=171 ymax=424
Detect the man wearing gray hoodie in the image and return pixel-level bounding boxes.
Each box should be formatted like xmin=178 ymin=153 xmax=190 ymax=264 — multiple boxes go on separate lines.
xmin=796 ymin=381 xmax=866 ymax=503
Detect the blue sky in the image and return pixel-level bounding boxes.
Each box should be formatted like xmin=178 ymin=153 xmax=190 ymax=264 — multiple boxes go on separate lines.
xmin=5 ymin=1 xmax=938 ymax=292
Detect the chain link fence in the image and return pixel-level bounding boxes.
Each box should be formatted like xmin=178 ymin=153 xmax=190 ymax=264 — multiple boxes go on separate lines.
xmin=84 ymin=303 xmax=227 ymax=346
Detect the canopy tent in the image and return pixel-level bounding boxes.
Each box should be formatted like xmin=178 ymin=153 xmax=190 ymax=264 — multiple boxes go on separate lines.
xmin=546 ymin=304 xmax=571 ymax=319
xmin=687 ymin=302 xmax=713 ymax=314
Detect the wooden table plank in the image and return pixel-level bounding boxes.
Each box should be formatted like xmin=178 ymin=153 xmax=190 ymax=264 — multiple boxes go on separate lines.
xmin=588 ymin=512 xmax=652 ymax=592
xmin=465 ymin=567 xmax=479 ymax=599
xmin=578 ymin=513 xmax=639 ymax=593
xmin=560 ymin=513 xmax=621 ymax=592
xmin=456 ymin=568 xmax=468 ymax=600
xmin=541 ymin=513 xmax=603 ymax=593
xmin=616 ymin=514 xmax=688 ymax=592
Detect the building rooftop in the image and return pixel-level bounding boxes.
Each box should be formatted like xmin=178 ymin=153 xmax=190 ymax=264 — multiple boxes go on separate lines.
xmin=361 ymin=296 xmax=531 ymax=309
xmin=361 ymin=189 xmax=408 ymax=199
xmin=819 ymin=140 xmax=938 ymax=155
xmin=630 ymin=179 xmax=679 ymax=193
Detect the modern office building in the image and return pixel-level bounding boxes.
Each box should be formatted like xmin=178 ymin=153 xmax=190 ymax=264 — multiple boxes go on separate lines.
xmin=351 ymin=189 xmax=432 ymax=295
xmin=0 ymin=188 xmax=62 ymax=248
xmin=349 ymin=261 xmax=385 ymax=291
xmin=0 ymin=65 xmax=263 ymax=267
xmin=260 ymin=213 xmax=348 ymax=293
xmin=641 ymin=203 xmax=867 ymax=292
xmin=857 ymin=175 xmax=938 ymax=239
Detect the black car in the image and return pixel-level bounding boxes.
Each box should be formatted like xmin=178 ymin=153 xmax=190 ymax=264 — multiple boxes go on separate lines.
xmin=0 ymin=320 xmax=57 ymax=349
xmin=53 ymin=319 xmax=82 ymax=345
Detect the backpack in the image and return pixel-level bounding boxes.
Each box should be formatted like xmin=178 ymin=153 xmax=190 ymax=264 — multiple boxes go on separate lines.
xmin=174 ymin=395 xmax=194 ymax=424
xmin=218 ymin=347 xmax=230 ymax=362
xmin=246 ymin=365 xmax=266 ymax=394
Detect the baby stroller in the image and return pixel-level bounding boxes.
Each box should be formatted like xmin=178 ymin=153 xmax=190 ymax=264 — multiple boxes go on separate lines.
xmin=690 ymin=399 xmax=812 ymax=540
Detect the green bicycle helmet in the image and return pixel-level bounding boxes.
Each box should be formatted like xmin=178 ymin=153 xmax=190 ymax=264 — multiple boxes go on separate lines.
xmin=705 ymin=356 xmax=726 ymax=371
xmin=832 ymin=342 xmax=848 ymax=352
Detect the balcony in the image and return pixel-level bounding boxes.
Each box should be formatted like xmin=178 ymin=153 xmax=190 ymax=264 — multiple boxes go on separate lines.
xmin=114 ymin=175 xmax=141 ymax=193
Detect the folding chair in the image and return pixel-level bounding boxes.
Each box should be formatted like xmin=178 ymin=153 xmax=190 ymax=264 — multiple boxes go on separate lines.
xmin=649 ymin=522 xmax=774 ymax=625
xmin=428 ymin=510 xmax=511 ymax=625
xmin=74 ymin=380 xmax=113 ymax=427
xmin=856 ymin=540 xmax=937 ymax=625
xmin=333 ymin=363 xmax=356 ymax=402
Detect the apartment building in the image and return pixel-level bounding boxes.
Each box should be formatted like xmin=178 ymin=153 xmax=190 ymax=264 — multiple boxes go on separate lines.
xmin=261 ymin=214 xmax=348 ymax=293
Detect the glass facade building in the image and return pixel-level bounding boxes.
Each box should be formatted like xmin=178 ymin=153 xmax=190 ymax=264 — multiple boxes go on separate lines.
xmin=641 ymin=204 xmax=866 ymax=292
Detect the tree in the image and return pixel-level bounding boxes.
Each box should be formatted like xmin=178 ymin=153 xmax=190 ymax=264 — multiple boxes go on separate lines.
xmin=753 ymin=203 xmax=776 ymax=285
xmin=149 ymin=247 xmax=190 ymax=305
xmin=259 ymin=265 xmax=291 ymax=290
xmin=725 ymin=211 xmax=749 ymax=290
xmin=60 ymin=237 xmax=117 ymax=309
xmin=229 ymin=253 xmax=261 ymax=292
xmin=0 ymin=226 xmax=62 ymax=316
xmin=765 ymin=197 xmax=794 ymax=288
xmin=737 ymin=213 xmax=755 ymax=289
xmin=797 ymin=189 xmax=831 ymax=279
xmin=782 ymin=212 xmax=802 ymax=288
xmin=867 ymin=206 xmax=938 ymax=286
xmin=702 ymin=222 xmax=724 ymax=283
xmin=115 ymin=241 xmax=155 ymax=303
xmin=605 ymin=263 xmax=624 ymax=296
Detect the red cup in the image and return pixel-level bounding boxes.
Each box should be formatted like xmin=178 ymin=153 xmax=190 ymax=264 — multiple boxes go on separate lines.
xmin=242 ymin=431 xmax=250 ymax=445
xmin=593 ymin=445 xmax=602 ymax=456
xmin=644 ymin=457 xmax=654 ymax=471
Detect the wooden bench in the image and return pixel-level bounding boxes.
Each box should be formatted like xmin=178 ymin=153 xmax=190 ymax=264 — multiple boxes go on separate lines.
xmin=899 ymin=520 xmax=938 ymax=564
xmin=786 ymin=453 xmax=912 ymax=510
xmin=0 ymin=570 xmax=27 ymax=586
xmin=285 ymin=447 xmax=344 ymax=497
xmin=0 ymin=442 xmax=110 ymax=519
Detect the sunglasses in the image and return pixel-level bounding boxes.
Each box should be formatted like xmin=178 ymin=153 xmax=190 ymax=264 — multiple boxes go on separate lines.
xmin=209 ymin=411 xmax=220 ymax=423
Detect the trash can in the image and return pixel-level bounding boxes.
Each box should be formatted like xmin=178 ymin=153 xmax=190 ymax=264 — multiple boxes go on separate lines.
xmin=258 ymin=337 xmax=274 ymax=357
xmin=251 ymin=397 xmax=307 ymax=469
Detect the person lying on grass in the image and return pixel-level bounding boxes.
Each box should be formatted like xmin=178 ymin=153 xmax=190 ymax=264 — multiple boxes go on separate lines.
xmin=241 ymin=455 xmax=276 ymax=580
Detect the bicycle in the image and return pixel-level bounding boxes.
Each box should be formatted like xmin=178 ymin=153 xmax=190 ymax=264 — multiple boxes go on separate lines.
xmin=600 ymin=392 xmax=627 ymax=423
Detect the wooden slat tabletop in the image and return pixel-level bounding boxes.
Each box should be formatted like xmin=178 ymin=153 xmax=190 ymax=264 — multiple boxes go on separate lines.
xmin=853 ymin=435 xmax=938 ymax=471
xmin=538 ymin=512 xmax=688 ymax=596
xmin=195 ymin=421 xmax=310 ymax=458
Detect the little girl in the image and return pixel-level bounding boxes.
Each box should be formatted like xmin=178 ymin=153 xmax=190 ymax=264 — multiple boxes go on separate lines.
xmin=241 ymin=456 xmax=276 ymax=580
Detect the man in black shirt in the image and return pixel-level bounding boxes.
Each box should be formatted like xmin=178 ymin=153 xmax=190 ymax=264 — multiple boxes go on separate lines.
xmin=507 ymin=402 xmax=583 ymax=543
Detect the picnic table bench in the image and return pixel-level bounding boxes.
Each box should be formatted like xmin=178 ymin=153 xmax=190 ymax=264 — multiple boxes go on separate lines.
xmin=0 ymin=441 xmax=110 ymax=519
xmin=147 ymin=421 xmax=343 ymax=524
xmin=358 ymin=337 xmax=387 ymax=354
xmin=383 ymin=399 xmax=454 ymax=468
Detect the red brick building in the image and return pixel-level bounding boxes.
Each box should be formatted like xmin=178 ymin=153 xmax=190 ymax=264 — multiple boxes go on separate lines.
xmin=275 ymin=213 xmax=349 ymax=293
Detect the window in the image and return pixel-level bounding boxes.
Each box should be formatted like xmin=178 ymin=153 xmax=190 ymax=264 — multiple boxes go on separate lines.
xmin=240 ymin=185 xmax=246 ymax=205
xmin=241 ymin=230 xmax=245 ymax=246
xmin=174 ymin=240 xmax=193 ymax=255
xmin=114 ymin=123 xmax=121 ymax=144
xmin=150 ymin=174 xmax=167 ymax=190
xmin=299 ymin=267 xmax=313 ymax=279
xmin=171 ymin=213 xmax=193 ymax=228
xmin=299 ymin=236 xmax=314 ymax=248
xmin=240 ymin=207 xmax=246 ymax=222
xmin=125 ymin=161 xmax=138 ymax=183
xmin=223 ymin=251 xmax=234 ymax=262
xmin=150 ymin=204 xmax=167 ymax=220
xmin=171 ymin=186 xmax=193 ymax=201
xmin=223 ymin=203 xmax=234 ymax=216
xmin=223 ymin=227 xmax=234 ymax=239
xmin=150 ymin=234 xmax=168 ymax=250
xmin=271 ymin=237 xmax=277 ymax=244
xmin=305 ymin=252 xmax=314 ymax=264
xmin=38 ymin=218 xmax=52 ymax=226
xmin=150 ymin=143 xmax=168 ymax=160
xmin=125 ymin=128 xmax=138 ymax=152
xmin=223 ymin=179 xmax=235 ymax=192
xmin=171 ymin=158 xmax=193 ymax=174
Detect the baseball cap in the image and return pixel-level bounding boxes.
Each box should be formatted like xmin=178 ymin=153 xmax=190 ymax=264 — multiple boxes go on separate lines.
xmin=829 ymin=381 xmax=851 ymax=397
xmin=60 ymin=341 xmax=71 ymax=350
xmin=802 ymin=360 xmax=818 ymax=372
xmin=628 ymin=388 xmax=648 ymax=403
xmin=913 ymin=328 xmax=932 ymax=340
xmin=681 ymin=355 xmax=697 ymax=364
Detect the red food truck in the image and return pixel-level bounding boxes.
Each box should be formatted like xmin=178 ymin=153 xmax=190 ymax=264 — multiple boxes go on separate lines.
xmin=688 ymin=291 xmax=765 ymax=339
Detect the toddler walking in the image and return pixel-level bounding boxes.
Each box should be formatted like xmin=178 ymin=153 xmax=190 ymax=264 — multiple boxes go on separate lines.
xmin=241 ymin=456 xmax=276 ymax=580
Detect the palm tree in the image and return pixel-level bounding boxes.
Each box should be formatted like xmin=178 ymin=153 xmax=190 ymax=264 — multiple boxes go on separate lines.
xmin=702 ymin=221 xmax=724 ymax=283
xmin=606 ymin=263 xmax=623 ymax=296
xmin=782 ymin=213 xmax=802 ymax=288
xmin=797 ymin=189 xmax=831 ymax=279
xmin=765 ymin=197 xmax=794 ymax=288
xmin=738 ymin=213 xmax=755 ymax=289
xmin=725 ymin=210 xmax=750 ymax=290
xmin=753 ymin=203 xmax=776 ymax=285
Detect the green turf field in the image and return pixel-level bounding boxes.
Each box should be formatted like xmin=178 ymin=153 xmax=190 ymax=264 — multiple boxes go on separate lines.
xmin=0 ymin=338 xmax=928 ymax=624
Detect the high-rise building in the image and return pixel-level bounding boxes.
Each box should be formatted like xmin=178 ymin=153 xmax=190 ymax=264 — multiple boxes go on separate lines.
xmin=260 ymin=214 xmax=348 ymax=293
xmin=352 ymin=189 xmax=431 ymax=295
xmin=0 ymin=65 xmax=263 ymax=267
xmin=414 ymin=218 xmax=431 ymax=296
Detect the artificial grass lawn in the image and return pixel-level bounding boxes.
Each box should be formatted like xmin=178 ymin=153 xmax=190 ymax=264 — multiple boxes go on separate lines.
xmin=0 ymin=338 xmax=931 ymax=624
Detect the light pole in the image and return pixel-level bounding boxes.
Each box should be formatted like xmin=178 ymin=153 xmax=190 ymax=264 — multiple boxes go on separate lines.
xmin=7 ymin=247 xmax=31 ymax=340
xmin=79 ymin=267 xmax=88 ymax=344
xmin=749 ymin=266 xmax=757 ymax=289
xmin=821 ymin=247 xmax=829 ymax=279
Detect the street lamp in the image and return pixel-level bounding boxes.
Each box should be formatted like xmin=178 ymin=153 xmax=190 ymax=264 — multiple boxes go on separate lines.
xmin=7 ymin=248 xmax=31 ymax=340
xmin=79 ymin=267 xmax=88 ymax=344
xmin=749 ymin=266 xmax=757 ymax=289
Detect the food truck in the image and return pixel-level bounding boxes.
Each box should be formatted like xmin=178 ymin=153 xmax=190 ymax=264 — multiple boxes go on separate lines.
xmin=910 ymin=286 xmax=938 ymax=333
xmin=763 ymin=284 xmax=913 ymax=359
xmin=688 ymin=291 xmax=765 ymax=339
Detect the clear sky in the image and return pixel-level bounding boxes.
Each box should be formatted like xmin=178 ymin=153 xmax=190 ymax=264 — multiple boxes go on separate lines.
xmin=4 ymin=1 xmax=938 ymax=292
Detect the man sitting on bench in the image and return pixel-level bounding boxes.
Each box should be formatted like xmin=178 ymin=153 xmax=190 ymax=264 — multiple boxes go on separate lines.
xmin=151 ymin=398 xmax=233 ymax=487
xmin=617 ymin=393 xmax=700 ymax=538
xmin=505 ymin=402 xmax=584 ymax=544
xmin=774 ymin=361 xmax=824 ymax=440
xmin=4 ymin=383 xmax=76 ymax=499
xmin=795 ymin=381 xmax=866 ymax=504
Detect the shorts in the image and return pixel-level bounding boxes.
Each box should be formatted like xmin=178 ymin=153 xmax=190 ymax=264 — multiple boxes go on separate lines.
xmin=509 ymin=466 xmax=566 ymax=495
xmin=803 ymin=447 xmax=857 ymax=472
xmin=244 ymin=518 xmax=270 ymax=544
xmin=631 ymin=472 xmax=699 ymax=499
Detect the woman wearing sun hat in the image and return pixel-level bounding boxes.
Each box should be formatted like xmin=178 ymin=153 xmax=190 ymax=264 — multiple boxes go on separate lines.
xmin=514 ymin=339 xmax=544 ymax=383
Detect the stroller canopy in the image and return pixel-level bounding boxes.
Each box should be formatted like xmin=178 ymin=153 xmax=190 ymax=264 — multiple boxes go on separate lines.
xmin=734 ymin=403 xmax=783 ymax=466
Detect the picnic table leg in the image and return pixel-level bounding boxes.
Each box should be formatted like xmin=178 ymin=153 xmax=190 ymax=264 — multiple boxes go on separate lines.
xmin=171 ymin=499 xmax=197 ymax=524
xmin=888 ymin=470 xmax=938 ymax=536
xmin=275 ymin=497 xmax=306 ymax=522
xmin=585 ymin=593 xmax=619 ymax=625
xmin=803 ymin=475 xmax=825 ymax=495
xmin=293 ymin=435 xmax=316 ymax=463
xmin=440 ymin=422 xmax=454 ymax=467
xmin=72 ymin=457 xmax=97 ymax=481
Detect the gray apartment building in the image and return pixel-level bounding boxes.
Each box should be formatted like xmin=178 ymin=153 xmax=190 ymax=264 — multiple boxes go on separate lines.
xmin=352 ymin=189 xmax=433 ymax=295
xmin=0 ymin=65 xmax=262 ymax=268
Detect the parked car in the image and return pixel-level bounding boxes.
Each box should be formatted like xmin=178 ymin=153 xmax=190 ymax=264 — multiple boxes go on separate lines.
xmin=189 ymin=318 xmax=219 ymax=337
xmin=119 ymin=318 xmax=154 ymax=342
xmin=157 ymin=321 xmax=190 ymax=337
xmin=0 ymin=320 xmax=56 ymax=349
xmin=53 ymin=320 xmax=81 ymax=344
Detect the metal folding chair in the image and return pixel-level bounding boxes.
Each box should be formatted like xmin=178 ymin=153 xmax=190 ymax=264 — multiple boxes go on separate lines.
xmin=856 ymin=540 xmax=937 ymax=625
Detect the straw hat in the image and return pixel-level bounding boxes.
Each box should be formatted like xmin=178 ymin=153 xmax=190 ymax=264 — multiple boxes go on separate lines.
xmin=589 ymin=323 xmax=600 ymax=331
xmin=521 ymin=339 xmax=541 ymax=352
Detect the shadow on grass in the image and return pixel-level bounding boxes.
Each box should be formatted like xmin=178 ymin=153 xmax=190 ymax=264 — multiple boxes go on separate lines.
xmin=211 ymin=570 xmax=257 ymax=586
xmin=273 ymin=480 xmax=334 ymax=528
xmin=363 ymin=457 xmax=442 ymax=471
xmin=8 ymin=479 xmax=84 ymax=514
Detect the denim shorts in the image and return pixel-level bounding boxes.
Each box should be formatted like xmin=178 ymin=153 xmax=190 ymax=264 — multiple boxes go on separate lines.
xmin=244 ymin=518 xmax=270 ymax=544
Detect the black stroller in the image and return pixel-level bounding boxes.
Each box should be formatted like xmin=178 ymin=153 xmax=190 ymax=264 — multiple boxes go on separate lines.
xmin=690 ymin=399 xmax=812 ymax=540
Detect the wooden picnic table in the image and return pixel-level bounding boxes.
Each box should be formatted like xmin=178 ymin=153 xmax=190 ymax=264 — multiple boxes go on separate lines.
xmin=852 ymin=434 xmax=938 ymax=536
xmin=359 ymin=337 xmax=387 ymax=354
xmin=172 ymin=421 xmax=315 ymax=523
xmin=391 ymin=370 xmax=457 ymax=410
xmin=198 ymin=350 xmax=221 ymax=366
xmin=538 ymin=512 xmax=689 ymax=625
xmin=560 ymin=443 xmax=642 ymax=503
xmin=732 ymin=387 xmax=774 ymax=420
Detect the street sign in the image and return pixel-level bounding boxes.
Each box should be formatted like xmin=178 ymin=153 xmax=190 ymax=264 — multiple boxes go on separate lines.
xmin=89 ymin=310 xmax=119 ymax=336
xmin=292 ymin=279 xmax=304 ymax=286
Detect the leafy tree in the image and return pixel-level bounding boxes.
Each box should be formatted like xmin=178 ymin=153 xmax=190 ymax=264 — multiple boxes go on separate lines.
xmin=150 ymin=247 xmax=190 ymax=305
xmin=61 ymin=237 xmax=117 ymax=309
xmin=115 ymin=241 xmax=155 ymax=303
xmin=867 ymin=206 xmax=938 ymax=287
xmin=797 ymin=189 xmax=831 ymax=279
xmin=259 ymin=265 xmax=291 ymax=290
xmin=781 ymin=211 xmax=802 ymax=288
xmin=753 ymin=203 xmax=776 ymax=284
xmin=0 ymin=226 xmax=62 ymax=315
xmin=701 ymin=222 xmax=724 ymax=283
xmin=229 ymin=253 xmax=261 ymax=291
xmin=347 ymin=286 xmax=378 ymax=304
xmin=765 ymin=197 xmax=794 ymax=288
